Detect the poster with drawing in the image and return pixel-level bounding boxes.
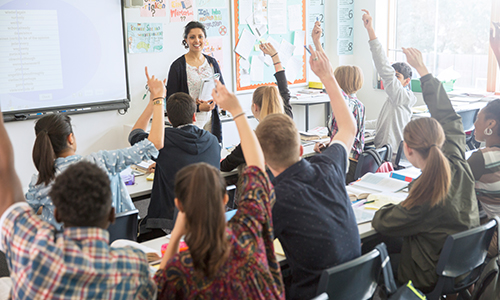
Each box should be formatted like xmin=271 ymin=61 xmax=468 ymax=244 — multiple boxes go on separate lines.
xmin=141 ymin=0 xmax=167 ymax=17
xmin=169 ymin=0 xmax=195 ymax=22
xmin=202 ymin=37 xmax=224 ymax=70
xmin=198 ymin=8 xmax=229 ymax=37
xmin=127 ymin=23 xmax=164 ymax=53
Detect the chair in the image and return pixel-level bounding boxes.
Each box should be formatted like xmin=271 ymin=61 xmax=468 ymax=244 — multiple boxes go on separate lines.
xmin=394 ymin=140 xmax=413 ymax=170
xmin=425 ymin=218 xmax=498 ymax=300
xmin=107 ymin=209 xmax=139 ymax=244
xmin=353 ymin=144 xmax=392 ymax=180
xmin=315 ymin=246 xmax=382 ymax=300
xmin=457 ymin=109 xmax=479 ymax=151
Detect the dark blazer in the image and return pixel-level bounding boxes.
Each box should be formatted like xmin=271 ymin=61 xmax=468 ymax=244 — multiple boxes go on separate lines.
xmin=166 ymin=54 xmax=224 ymax=143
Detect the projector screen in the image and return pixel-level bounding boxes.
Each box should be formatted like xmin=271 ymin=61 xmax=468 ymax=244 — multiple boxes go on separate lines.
xmin=0 ymin=0 xmax=129 ymax=120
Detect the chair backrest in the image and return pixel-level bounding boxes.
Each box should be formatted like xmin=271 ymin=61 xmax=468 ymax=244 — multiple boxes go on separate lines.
xmin=457 ymin=109 xmax=479 ymax=133
xmin=354 ymin=146 xmax=390 ymax=180
xmin=427 ymin=218 xmax=498 ymax=298
xmin=394 ymin=140 xmax=413 ymax=170
xmin=107 ymin=209 xmax=139 ymax=244
xmin=316 ymin=248 xmax=381 ymax=300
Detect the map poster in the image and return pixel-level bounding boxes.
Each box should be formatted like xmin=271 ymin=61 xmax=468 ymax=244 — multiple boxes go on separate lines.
xmin=127 ymin=23 xmax=164 ymax=53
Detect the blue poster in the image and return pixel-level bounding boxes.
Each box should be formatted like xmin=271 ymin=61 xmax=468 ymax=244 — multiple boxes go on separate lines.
xmin=127 ymin=23 xmax=164 ymax=53
xmin=198 ymin=8 xmax=229 ymax=37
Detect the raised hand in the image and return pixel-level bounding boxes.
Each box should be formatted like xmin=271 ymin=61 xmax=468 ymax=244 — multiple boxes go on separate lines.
xmin=361 ymin=9 xmax=373 ymax=30
xmin=312 ymin=21 xmax=322 ymax=44
xmin=308 ymin=46 xmax=333 ymax=80
xmin=402 ymin=47 xmax=429 ymax=77
xmin=259 ymin=42 xmax=277 ymax=57
xmin=145 ymin=66 xmax=166 ymax=99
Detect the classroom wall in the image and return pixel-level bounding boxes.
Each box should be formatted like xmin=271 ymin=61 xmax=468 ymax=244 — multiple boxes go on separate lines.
xmin=5 ymin=0 xmax=424 ymax=189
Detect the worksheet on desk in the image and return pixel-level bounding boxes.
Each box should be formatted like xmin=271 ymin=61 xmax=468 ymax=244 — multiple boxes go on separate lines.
xmin=351 ymin=173 xmax=409 ymax=193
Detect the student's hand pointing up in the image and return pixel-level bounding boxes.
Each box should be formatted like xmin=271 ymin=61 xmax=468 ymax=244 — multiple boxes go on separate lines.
xmin=402 ymin=47 xmax=429 ymax=77
xmin=309 ymin=46 xmax=333 ymax=80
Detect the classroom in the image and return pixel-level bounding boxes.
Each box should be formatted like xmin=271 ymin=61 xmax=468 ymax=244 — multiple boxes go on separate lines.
xmin=1 ymin=0 xmax=500 ymax=299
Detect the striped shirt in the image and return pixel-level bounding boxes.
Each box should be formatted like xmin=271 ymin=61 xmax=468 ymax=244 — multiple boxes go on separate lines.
xmin=0 ymin=203 xmax=156 ymax=299
xmin=329 ymin=90 xmax=365 ymax=160
xmin=468 ymin=146 xmax=500 ymax=218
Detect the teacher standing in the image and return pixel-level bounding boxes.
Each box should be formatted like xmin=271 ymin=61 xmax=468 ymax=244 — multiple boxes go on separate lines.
xmin=166 ymin=21 xmax=223 ymax=143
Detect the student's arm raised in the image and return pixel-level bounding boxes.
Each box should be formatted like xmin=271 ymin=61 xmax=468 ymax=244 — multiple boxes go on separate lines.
xmin=260 ymin=42 xmax=283 ymax=73
xmin=361 ymin=10 xmax=377 ymax=41
xmin=403 ymin=47 xmax=465 ymax=157
xmin=212 ymin=82 xmax=265 ymax=171
xmin=311 ymin=21 xmax=324 ymax=53
xmin=0 ymin=110 xmax=25 ymax=217
xmin=131 ymin=67 xmax=166 ymax=150
xmin=309 ymin=47 xmax=356 ymax=150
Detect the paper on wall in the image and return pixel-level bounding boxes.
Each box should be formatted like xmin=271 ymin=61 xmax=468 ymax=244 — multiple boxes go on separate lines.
xmin=258 ymin=54 xmax=272 ymax=66
xmin=235 ymin=29 xmax=256 ymax=60
xmin=240 ymin=74 xmax=251 ymax=87
xmin=293 ymin=31 xmax=305 ymax=56
xmin=279 ymin=38 xmax=295 ymax=68
xmin=240 ymin=58 xmax=250 ymax=74
xmin=285 ymin=56 xmax=302 ymax=82
xmin=268 ymin=0 xmax=287 ymax=34
xmin=250 ymin=56 xmax=264 ymax=82
xmin=169 ymin=0 xmax=194 ymax=22
xmin=266 ymin=36 xmax=280 ymax=51
xmin=239 ymin=0 xmax=253 ymax=24
xmin=196 ymin=0 xmax=225 ymax=8
xmin=288 ymin=4 xmax=302 ymax=31
xmin=253 ymin=0 xmax=268 ymax=25
xmin=141 ymin=0 xmax=167 ymax=17
xmin=246 ymin=13 xmax=267 ymax=39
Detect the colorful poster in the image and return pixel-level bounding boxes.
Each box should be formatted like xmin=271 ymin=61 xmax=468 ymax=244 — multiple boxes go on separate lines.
xmin=198 ymin=8 xmax=228 ymax=37
xmin=196 ymin=0 xmax=225 ymax=8
xmin=127 ymin=23 xmax=164 ymax=53
xmin=141 ymin=0 xmax=167 ymax=17
xmin=169 ymin=0 xmax=194 ymax=22
xmin=203 ymin=37 xmax=224 ymax=70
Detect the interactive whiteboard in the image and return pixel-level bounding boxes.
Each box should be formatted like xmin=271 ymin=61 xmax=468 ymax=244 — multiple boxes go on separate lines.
xmin=0 ymin=0 xmax=129 ymax=121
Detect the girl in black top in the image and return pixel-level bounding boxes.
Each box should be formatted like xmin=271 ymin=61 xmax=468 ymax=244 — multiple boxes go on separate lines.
xmin=220 ymin=42 xmax=293 ymax=172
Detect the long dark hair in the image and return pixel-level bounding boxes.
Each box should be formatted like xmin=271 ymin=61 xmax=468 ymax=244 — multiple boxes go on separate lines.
xmin=182 ymin=21 xmax=207 ymax=49
xmin=32 ymin=114 xmax=73 ymax=185
xmin=174 ymin=163 xmax=229 ymax=278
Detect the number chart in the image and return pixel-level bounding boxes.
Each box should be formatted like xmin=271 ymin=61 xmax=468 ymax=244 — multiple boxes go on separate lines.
xmin=337 ymin=0 xmax=354 ymax=55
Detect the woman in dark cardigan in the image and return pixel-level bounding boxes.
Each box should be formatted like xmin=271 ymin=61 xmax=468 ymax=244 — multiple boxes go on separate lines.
xmin=166 ymin=21 xmax=224 ymax=143
xmin=220 ymin=42 xmax=293 ymax=173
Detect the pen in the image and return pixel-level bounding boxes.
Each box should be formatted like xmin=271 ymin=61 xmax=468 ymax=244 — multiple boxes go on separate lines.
xmin=389 ymin=49 xmax=403 ymax=52
xmin=142 ymin=84 xmax=149 ymax=100
xmin=304 ymin=45 xmax=312 ymax=55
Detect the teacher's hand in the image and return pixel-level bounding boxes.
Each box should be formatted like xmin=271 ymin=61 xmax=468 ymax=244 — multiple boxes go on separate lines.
xmin=197 ymin=99 xmax=215 ymax=111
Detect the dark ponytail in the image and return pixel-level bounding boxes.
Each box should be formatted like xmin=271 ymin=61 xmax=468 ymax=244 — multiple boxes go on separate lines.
xmin=32 ymin=114 xmax=73 ymax=185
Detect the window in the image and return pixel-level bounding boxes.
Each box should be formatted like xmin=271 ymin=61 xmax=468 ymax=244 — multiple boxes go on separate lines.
xmin=387 ymin=0 xmax=499 ymax=93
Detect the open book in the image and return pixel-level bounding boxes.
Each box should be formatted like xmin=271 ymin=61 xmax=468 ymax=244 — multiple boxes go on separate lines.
xmin=346 ymin=173 xmax=409 ymax=201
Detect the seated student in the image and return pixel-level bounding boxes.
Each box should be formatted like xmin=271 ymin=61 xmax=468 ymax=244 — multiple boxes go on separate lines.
xmin=26 ymin=68 xmax=165 ymax=229
xmin=153 ymin=81 xmax=284 ymax=299
xmin=0 ymin=111 xmax=156 ymax=298
xmin=372 ymin=47 xmax=479 ymax=293
xmin=129 ymin=91 xmax=220 ymax=236
xmin=220 ymin=42 xmax=293 ymax=172
xmin=256 ymin=47 xmax=361 ymax=299
xmin=467 ymin=23 xmax=500 ymax=257
xmin=362 ymin=10 xmax=417 ymax=151
xmin=468 ymin=99 xmax=500 ymax=257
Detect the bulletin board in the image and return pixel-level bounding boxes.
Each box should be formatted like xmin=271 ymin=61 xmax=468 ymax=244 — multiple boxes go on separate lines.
xmin=232 ymin=0 xmax=307 ymax=92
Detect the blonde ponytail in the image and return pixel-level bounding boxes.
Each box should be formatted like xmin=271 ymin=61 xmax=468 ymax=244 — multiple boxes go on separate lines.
xmin=253 ymin=86 xmax=284 ymax=120
xmin=401 ymin=118 xmax=451 ymax=209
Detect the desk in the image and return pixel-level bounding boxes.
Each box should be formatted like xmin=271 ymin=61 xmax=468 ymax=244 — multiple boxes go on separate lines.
xmin=290 ymin=95 xmax=331 ymax=131
xmin=412 ymin=100 xmax=489 ymax=120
